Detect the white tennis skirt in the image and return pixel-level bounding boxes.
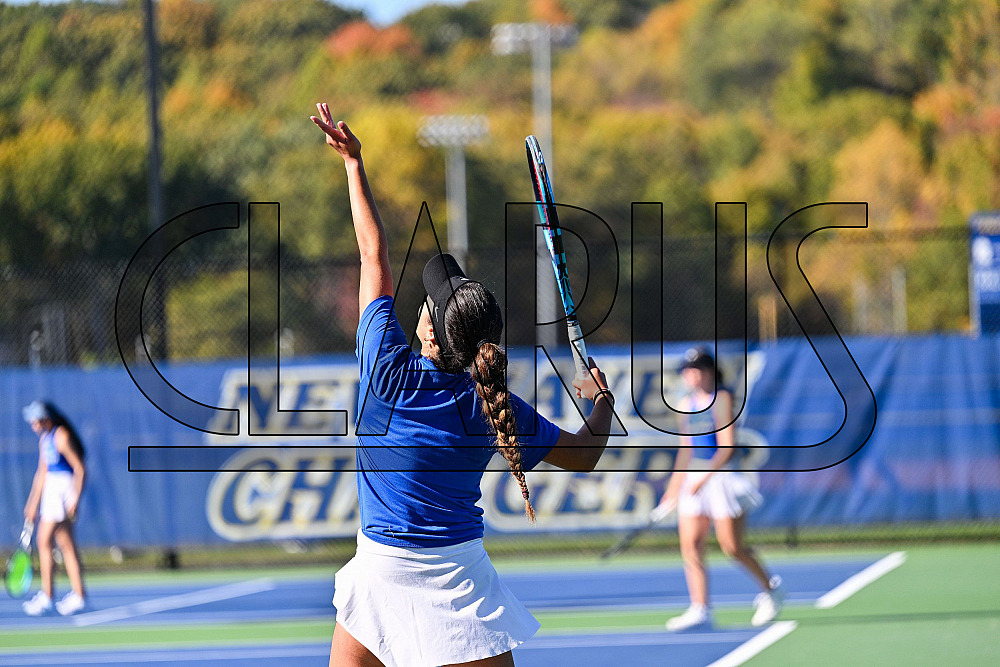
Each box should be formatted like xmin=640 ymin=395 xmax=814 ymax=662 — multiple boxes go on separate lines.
xmin=332 ymin=530 xmax=539 ymax=667
xmin=40 ymin=471 xmax=75 ymax=523
xmin=678 ymin=461 xmax=763 ymax=520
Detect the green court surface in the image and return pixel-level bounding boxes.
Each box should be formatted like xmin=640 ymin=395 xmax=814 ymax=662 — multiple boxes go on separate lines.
xmin=740 ymin=543 xmax=1000 ymax=666
xmin=527 ymin=544 xmax=1000 ymax=665
xmin=1 ymin=543 xmax=996 ymax=665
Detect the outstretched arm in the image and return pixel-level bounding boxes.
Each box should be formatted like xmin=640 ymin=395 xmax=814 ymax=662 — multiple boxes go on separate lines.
xmin=310 ymin=103 xmax=393 ymax=314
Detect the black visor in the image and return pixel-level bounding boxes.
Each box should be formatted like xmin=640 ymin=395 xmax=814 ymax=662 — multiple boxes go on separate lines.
xmin=422 ymin=254 xmax=475 ymax=348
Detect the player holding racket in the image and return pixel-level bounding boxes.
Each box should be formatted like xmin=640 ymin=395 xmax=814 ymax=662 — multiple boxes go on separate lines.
xmin=662 ymin=348 xmax=782 ymax=630
xmin=20 ymin=401 xmax=87 ymax=616
xmin=310 ymin=103 xmax=614 ymax=666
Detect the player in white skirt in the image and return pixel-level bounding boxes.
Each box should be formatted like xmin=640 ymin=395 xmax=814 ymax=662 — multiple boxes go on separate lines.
xmin=311 ymin=104 xmax=616 ymax=666
xmin=662 ymin=348 xmax=783 ymax=631
xmin=21 ymin=401 xmax=88 ymax=616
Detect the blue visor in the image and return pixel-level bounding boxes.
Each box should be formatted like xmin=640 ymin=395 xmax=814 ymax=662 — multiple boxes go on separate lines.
xmin=22 ymin=401 xmax=49 ymax=423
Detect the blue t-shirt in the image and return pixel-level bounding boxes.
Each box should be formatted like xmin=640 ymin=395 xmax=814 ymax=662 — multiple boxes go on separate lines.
xmin=42 ymin=429 xmax=73 ymax=473
xmin=355 ymin=296 xmax=560 ymax=547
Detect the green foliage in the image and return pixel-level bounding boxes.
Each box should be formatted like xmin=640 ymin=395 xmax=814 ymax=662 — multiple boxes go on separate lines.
xmin=219 ymin=0 xmax=359 ymax=44
xmin=905 ymin=235 xmax=969 ymax=331
xmin=681 ymin=0 xmax=813 ymax=112
xmin=559 ymin=0 xmax=662 ymax=30
xmin=0 ymin=0 xmax=994 ymax=358
xmin=167 ymin=269 xmax=250 ymax=359
xmin=0 ymin=121 xmax=148 ymax=265
xmin=699 ymin=115 xmax=761 ymax=181
xmin=401 ymin=2 xmax=492 ymax=53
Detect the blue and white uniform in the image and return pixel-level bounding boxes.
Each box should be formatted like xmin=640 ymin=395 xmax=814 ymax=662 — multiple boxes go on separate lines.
xmin=333 ymin=296 xmax=560 ymax=666
xmin=678 ymin=390 xmax=762 ymax=520
xmin=40 ymin=429 xmax=76 ymax=523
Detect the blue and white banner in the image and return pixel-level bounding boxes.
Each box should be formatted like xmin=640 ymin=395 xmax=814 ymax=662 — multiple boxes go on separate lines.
xmin=1 ymin=336 xmax=999 ymax=546
xmin=970 ymin=210 xmax=1000 ymax=334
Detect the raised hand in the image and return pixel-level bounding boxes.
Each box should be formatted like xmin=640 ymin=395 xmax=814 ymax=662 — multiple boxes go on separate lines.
xmin=310 ymin=102 xmax=361 ymax=160
xmin=571 ymin=357 xmax=609 ymax=401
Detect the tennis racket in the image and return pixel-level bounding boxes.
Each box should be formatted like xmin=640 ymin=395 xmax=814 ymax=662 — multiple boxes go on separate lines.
xmin=5 ymin=519 xmax=34 ymax=599
xmin=526 ymin=135 xmax=590 ymax=381
xmin=601 ymin=498 xmax=678 ymax=560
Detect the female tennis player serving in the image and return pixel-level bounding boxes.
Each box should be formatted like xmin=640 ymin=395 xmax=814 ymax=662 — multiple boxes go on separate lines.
xmin=662 ymin=348 xmax=782 ymax=631
xmin=21 ymin=401 xmax=87 ymax=616
xmin=310 ymin=104 xmax=614 ymax=666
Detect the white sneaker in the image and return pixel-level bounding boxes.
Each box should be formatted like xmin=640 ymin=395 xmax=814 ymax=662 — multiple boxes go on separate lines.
xmin=666 ymin=604 xmax=712 ymax=631
xmin=22 ymin=591 xmax=53 ymax=616
xmin=56 ymin=591 xmax=86 ymax=616
xmin=751 ymin=576 xmax=785 ymax=626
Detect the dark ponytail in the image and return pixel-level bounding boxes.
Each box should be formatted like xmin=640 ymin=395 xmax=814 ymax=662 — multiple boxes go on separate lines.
xmin=43 ymin=402 xmax=85 ymax=461
xmin=436 ymin=283 xmax=535 ymax=522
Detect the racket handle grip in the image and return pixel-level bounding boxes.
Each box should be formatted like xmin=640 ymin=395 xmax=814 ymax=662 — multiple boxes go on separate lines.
xmin=572 ymin=352 xmax=589 ymax=380
xmin=19 ymin=519 xmax=34 ymax=549
xmin=567 ymin=321 xmax=589 ymax=380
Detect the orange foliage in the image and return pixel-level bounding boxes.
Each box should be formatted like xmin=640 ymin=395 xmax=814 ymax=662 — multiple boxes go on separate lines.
xmin=204 ymin=79 xmax=248 ymax=110
xmin=531 ymin=0 xmax=572 ymax=25
xmin=829 ymin=120 xmax=927 ymax=228
xmin=981 ymin=106 xmax=1000 ymax=133
xmin=636 ymin=0 xmax=699 ymax=62
xmin=913 ymin=83 xmax=977 ymax=135
xmin=325 ymin=21 xmax=419 ymax=60
xmin=408 ymin=89 xmax=460 ymax=114
xmin=163 ymin=83 xmax=196 ymax=116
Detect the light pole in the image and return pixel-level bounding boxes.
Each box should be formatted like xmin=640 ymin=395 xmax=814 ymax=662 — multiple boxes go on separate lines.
xmin=491 ymin=22 xmax=578 ymax=349
xmin=142 ymin=0 xmax=167 ymax=362
xmin=491 ymin=23 xmax=577 ymax=178
xmin=417 ymin=114 xmax=490 ymax=269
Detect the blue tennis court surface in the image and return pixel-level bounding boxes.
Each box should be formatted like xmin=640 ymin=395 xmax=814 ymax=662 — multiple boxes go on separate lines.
xmin=0 ymin=630 xmax=774 ymax=666
xmin=0 ymin=555 xmax=881 ymax=666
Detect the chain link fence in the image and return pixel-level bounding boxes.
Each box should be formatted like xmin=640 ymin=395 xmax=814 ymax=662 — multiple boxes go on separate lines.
xmin=0 ymin=226 xmax=971 ymax=368
xmin=3 ymin=224 xmax=983 ymax=564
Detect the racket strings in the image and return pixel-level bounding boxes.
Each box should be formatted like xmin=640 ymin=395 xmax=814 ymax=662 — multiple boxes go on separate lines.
xmin=5 ymin=550 xmax=33 ymax=598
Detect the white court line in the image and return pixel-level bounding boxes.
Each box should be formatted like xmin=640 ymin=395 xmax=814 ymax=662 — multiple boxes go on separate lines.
xmin=815 ymin=551 xmax=907 ymax=609
xmin=706 ymin=621 xmax=798 ymax=667
xmin=72 ymin=577 xmax=275 ymax=627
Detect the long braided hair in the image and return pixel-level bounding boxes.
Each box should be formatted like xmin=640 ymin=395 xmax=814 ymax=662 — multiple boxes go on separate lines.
xmin=433 ymin=283 xmax=536 ymax=522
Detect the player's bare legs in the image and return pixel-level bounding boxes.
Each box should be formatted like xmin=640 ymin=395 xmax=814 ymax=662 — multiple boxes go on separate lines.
xmin=330 ymin=623 xmax=384 ymax=666
xmin=715 ymin=515 xmax=771 ymax=590
xmin=36 ymin=519 xmax=56 ymax=598
xmin=678 ymin=514 xmax=710 ymax=605
xmin=717 ymin=515 xmax=784 ymax=625
xmin=445 ymin=651 xmax=515 ymax=666
xmin=330 ymin=623 xmax=516 ymax=666
xmin=53 ymin=522 xmax=85 ymax=597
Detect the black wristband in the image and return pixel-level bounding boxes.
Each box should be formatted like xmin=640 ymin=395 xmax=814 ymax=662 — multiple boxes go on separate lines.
xmin=593 ymin=389 xmax=615 ymax=405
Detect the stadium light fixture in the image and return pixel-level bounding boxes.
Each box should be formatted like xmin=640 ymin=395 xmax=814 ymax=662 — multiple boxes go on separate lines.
xmin=417 ymin=115 xmax=490 ymax=269
xmin=491 ymin=22 xmax=578 ymax=349
xmin=490 ymin=23 xmax=577 ymax=182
